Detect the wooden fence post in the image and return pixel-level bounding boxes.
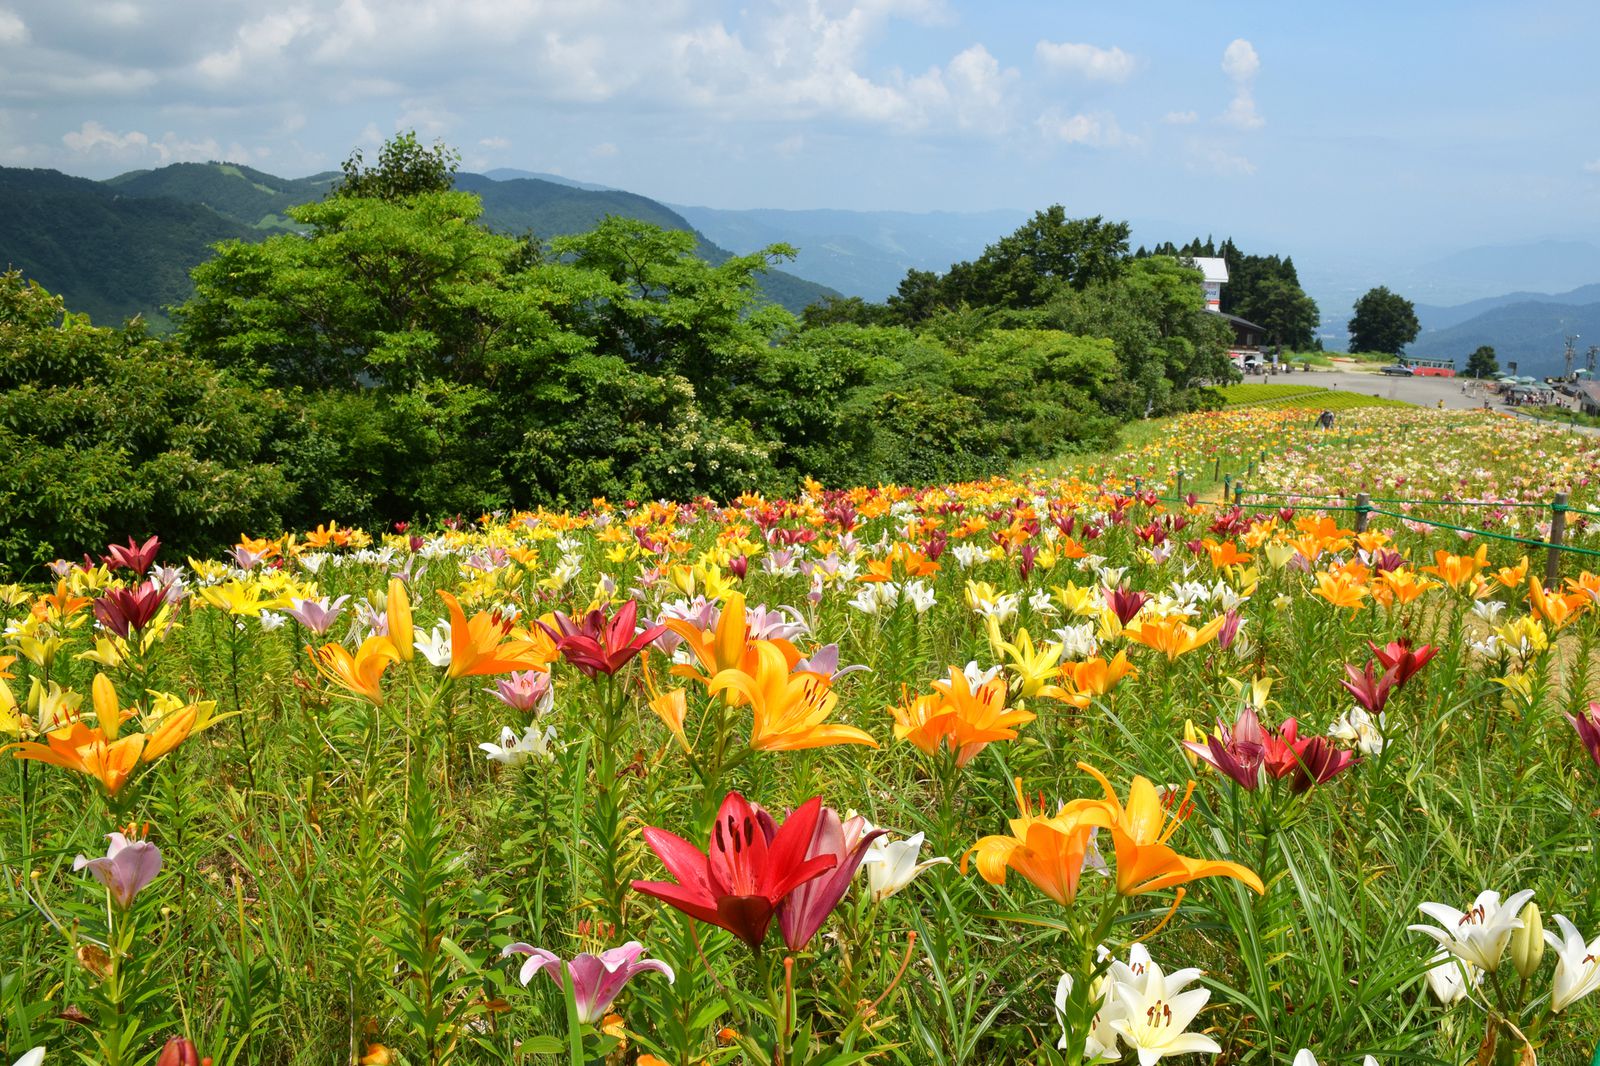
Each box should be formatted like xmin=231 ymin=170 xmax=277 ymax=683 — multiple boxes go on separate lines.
xmin=1234 ymin=482 xmax=1245 ymax=507
xmin=1354 ymin=492 xmax=1371 ymax=534
xmin=1546 ymin=492 xmax=1569 ymax=587
xmin=1175 ymin=470 xmax=1185 ymax=497
xmin=1213 ymin=457 xmax=1221 ymax=481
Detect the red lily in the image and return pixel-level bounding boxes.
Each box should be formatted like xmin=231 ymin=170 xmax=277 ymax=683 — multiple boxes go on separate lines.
xmin=777 ymin=806 xmax=885 ymax=951
xmin=632 ymin=793 xmax=837 ymax=949
xmin=94 ymin=582 xmax=167 ymax=639
xmin=1568 ymin=702 xmax=1600 ymax=770
xmin=1263 ymin=718 xmax=1357 ymax=792
xmin=1340 ymin=661 xmax=1398 ymax=715
xmin=1367 ymin=638 xmax=1437 ymax=687
xmin=1183 ymin=705 xmax=1265 ymax=791
xmin=1104 ymin=585 xmax=1150 ymax=626
xmin=102 ymin=535 xmax=161 ymax=576
xmin=539 ymin=600 xmax=666 ymax=679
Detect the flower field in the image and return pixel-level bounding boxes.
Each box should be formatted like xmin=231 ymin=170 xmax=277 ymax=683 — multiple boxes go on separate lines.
xmin=4 ymin=406 xmax=1600 ymax=1066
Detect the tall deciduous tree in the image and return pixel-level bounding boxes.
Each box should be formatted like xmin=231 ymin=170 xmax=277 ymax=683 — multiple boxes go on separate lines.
xmin=1348 ymin=286 xmax=1420 ymax=356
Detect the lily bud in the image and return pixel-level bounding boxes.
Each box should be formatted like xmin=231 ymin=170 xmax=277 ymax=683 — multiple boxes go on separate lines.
xmin=1182 ymin=720 xmax=1204 ymax=768
xmin=1510 ymin=901 xmax=1544 ymax=980
xmin=386 ymin=578 xmax=414 ymax=662
xmin=157 ymin=1036 xmax=201 ymax=1066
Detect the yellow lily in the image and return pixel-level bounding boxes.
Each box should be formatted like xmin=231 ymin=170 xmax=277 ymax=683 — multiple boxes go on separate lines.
xmin=1123 ymin=615 xmax=1226 ymax=661
xmin=707 ymin=640 xmax=877 ymax=752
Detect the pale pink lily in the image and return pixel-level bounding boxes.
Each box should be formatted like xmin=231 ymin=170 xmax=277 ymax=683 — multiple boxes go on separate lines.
xmin=74 ymin=833 xmax=162 ymax=909
xmin=500 ymin=941 xmax=674 ymax=1024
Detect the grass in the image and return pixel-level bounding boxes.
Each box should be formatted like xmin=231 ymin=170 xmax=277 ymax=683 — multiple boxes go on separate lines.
xmin=1216 ymin=383 xmax=1411 ymax=412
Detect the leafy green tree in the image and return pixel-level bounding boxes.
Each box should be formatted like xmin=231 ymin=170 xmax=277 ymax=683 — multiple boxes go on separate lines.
xmin=1348 ymin=286 xmax=1420 ymax=356
xmin=1466 ymin=344 xmax=1499 ymax=378
xmin=1041 ymin=256 xmax=1233 ymax=417
xmin=548 ymin=217 xmax=797 ymax=415
xmin=799 ymin=295 xmax=892 ymax=329
xmin=336 ymin=130 xmax=459 ymax=201
xmin=941 ymin=207 xmax=1130 ymax=310
xmin=0 ymin=271 xmax=291 ymax=576
xmin=1241 ymin=276 xmax=1320 ymax=349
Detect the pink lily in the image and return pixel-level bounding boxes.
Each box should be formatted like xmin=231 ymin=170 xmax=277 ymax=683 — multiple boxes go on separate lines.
xmin=501 ymin=941 xmax=674 ymax=1023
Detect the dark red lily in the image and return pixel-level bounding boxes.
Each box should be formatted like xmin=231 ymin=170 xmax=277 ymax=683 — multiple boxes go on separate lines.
xmin=1105 ymin=585 xmax=1151 ymax=626
xmin=1184 ymin=705 xmax=1265 ymax=791
xmin=1568 ymin=702 xmax=1600 ymax=770
xmin=102 ymin=535 xmax=160 ymax=576
xmin=1367 ymin=638 xmax=1437 ymax=687
xmin=156 ymin=1036 xmax=201 ymax=1066
xmin=94 ymin=581 xmax=167 ymax=639
xmin=778 ymin=807 xmax=884 ymax=951
xmin=632 ymin=793 xmax=837 ymax=950
xmin=1340 ymin=661 xmax=1398 ymax=715
xmin=1263 ymin=718 xmax=1357 ymax=792
xmin=539 ymin=600 xmax=665 ymax=678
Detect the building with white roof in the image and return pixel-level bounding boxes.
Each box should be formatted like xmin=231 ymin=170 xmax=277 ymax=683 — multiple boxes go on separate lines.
xmin=1191 ymin=256 xmax=1228 ymax=312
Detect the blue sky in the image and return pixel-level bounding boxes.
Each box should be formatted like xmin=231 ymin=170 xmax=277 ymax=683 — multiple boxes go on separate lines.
xmin=1 ymin=0 xmax=1597 ymax=268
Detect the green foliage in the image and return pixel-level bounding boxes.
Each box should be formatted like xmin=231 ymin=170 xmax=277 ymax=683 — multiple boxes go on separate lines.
xmin=1467 ymin=343 xmax=1500 ymax=378
xmin=1349 ymin=285 xmax=1421 ymax=356
xmin=0 ymin=271 xmax=291 ymax=578
xmin=336 ymin=130 xmax=461 ymax=201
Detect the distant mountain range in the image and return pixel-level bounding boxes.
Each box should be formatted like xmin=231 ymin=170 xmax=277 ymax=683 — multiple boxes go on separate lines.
xmin=670 ymin=204 xmax=1030 ymax=302
xmin=0 ymin=162 xmax=836 ymax=327
xmin=1412 ymin=292 xmax=1600 ymax=376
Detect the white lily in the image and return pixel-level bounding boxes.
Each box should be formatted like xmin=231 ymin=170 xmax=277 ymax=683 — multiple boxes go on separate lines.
xmin=1294 ymin=1052 xmax=1379 ymax=1066
xmin=1328 ymin=706 xmax=1388 ymax=755
xmin=1105 ymin=959 xmax=1219 ymax=1065
xmin=1423 ymin=950 xmax=1477 ymax=1005
xmin=1055 ymin=960 xmax=1121 ymax=1064
xmin=863 ymin=831 xmax=951 ymax=903
xmin=478 ymin=723 xmax=558 ymax=766
xmin=14 ymin=1050 xmax=46 ymax=1066
xmin=1543 ymin=913 xmax=1600 ymax=1013
xmin=413 ymin=622 xmax=452 ymax=668
xmin=1409 ymin=889 xmax=1535 ymax=973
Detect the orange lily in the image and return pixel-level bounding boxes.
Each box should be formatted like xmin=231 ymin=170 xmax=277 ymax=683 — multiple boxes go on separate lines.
xmin=1373 ymin=568 xmax=1434 ymax=607
xmin=961 ymin=778 xmax=1115 ymax=905
xmin=1203 ymin=539 xmax=1252 ymax=568
xmin=1313 ymin=570 xmax=1370 ymax=611
xmin=1123 ymin=615 xmax=1226 ymax=660
xmin=1076 ymin=762 xmax=1264 ymax=898
xmin=707 ymin=640 xmax=877 ymax=752
xmin=662 ymin=592 xmax=797 ymax=693
xmin=439 ymin=592 xmax=549 ymax=678
xmin=308 ymin=636 xmax=400 ymax=705
xmin=1061 ymin=652 xmax=1137 ymax=705
xmin=1528 ymin=576 xmax=1586 ymax=630
xmin=1422 ymin=544 xmax=1489 ymax=589
xmin=1490 ymin=557 xmax=1529 ymax=590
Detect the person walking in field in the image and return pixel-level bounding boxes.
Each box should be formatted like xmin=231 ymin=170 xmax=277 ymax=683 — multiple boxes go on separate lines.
xmin=1316 ymin=409 xmax=1335 ymax=430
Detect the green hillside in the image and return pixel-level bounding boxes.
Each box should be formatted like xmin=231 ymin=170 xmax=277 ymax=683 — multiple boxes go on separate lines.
xmin=0 ymin=162 xmax=838 ymax=324
xmin=104 ymin=162 xmax=339 ymax=232
xmin=0 ymin=167 xmax=255 ymax=327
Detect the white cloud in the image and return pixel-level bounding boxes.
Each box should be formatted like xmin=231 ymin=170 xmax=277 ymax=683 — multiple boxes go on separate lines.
xmin=1036 ymin=108 xmax=1134 ymax=148
xmin=1163 ymin=110 xmax=1198 ymax=124
xmin=589 ymin=141 xmax=618 ymax=158
xmin=1034 ymin=40 xmax=1135 ymax=82
xmin=1219 ymin=37 xmax=1263 ymax=130
xmin=1222 ymin=38 xmax=1260 ymax=81
xmin=479 ymin=135 xmax=509 ymax=149
xmin=60 ymin=119 xmax=249 ymax=165
xmin=0 ymin=7 xmax=28 ymax=44
xmin=1190 ymin=144 xmax=1256 ymax=176
xmin=197 ymin=9 xmax=314 ymax=82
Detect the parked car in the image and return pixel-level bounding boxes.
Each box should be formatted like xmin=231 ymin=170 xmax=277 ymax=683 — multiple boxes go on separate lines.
xmin=1379 ymin=364 xmax=1414 ymax=376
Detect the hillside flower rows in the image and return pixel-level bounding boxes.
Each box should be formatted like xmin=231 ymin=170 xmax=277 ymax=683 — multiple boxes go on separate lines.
xmin=3 ymin=408 xmax=1600 ymax=1065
